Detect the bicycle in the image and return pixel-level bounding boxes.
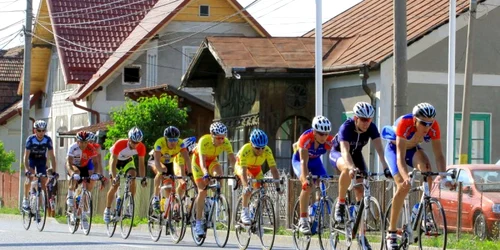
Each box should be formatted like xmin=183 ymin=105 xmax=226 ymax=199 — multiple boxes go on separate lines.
xmin=178 ymin=175 xmax=197 ymax=241
xmin=235 ymin=177 xmax=283 ymax=250
xmin=22 ymin=173 xmax=49 ymax=232
xmin=148 ymin=173 xmax=185 ymax=243
xmin=66 ymin=174 xmax=104 ymax=235
xmin=106 ymin=174 xmax=136 ymax=239
xmin=381 ymin=169 xmax=455 ymax=250
xmin=292 ymin=174 xmax=336 ymax=250
xmin=332 ymin=171 xmax=384 ymax=250
xmin=190 ymin=175 xmax=238 ymax=247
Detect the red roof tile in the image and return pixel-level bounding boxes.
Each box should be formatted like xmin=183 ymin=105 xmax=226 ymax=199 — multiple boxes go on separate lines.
xmin=303 ymin=0 xmax=473 ymax=66
xmin=47 ymin=0 xmax=160 ymax=84
xmin=0 ymin=57 xmax=23 ymax=82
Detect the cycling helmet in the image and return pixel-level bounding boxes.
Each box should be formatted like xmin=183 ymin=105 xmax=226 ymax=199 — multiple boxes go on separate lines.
xmin=353 ymin=102 xmax=375 ymax=118
xmin=33 ymin=120 xmax=47 ymax=130
xmin=164 ymin=126 xmax=180 ymax=138
xmin=76 ymin=131 xmax=91 ymax=142
xmin=87 ymin=132 xmax=97 ymax=142
xmin=183 ymin=136 xmax=197 ymax=153
xmin=412 ymin=102 xmax=436 ymax=118
xmin=128 ymin=127 xmax=144 ymax=142
xmin=312 ymin=115 xmax=331 ymax=133
xmin=210 ymin=122 xmax=227 ymax=135
xmin=250 ymin=129 xmax=268 ymax=148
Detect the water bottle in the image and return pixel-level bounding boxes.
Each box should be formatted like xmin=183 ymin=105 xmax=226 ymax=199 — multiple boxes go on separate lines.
xmin=49 ymin=197 xmax=56 ymax=211
xmin=349 ymin=204 xmax=356 ymax=219
xmin=204 ymin=197 xmax=211 ymax=219
xmin=411 ymin=203 xmax=419 ymax=224
xmin=116 ymin=197 xmax=122 ymax=211
xmin=309 ymin=202 xmax=319 ymax=234
xmin=75 ymin=196 xmax=81 ymax=209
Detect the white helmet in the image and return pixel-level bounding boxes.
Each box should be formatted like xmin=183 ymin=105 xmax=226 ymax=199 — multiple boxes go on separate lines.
xmin=412 ymin=102 xmax=436 ymax=118
xmin=353 ymin=102 xmax=375 ymax=118
xmin=210 ymin=122 xmax=227 ymax=135
xmin=128 ymin=127 xmax=144 ymax=142
xmin=312 ymin=115 xmax=331 ymax=133
xmin=33 ymin=120 xmax=47 ymax=130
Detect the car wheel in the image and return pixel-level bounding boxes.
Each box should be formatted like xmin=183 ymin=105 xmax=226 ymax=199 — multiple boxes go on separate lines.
xmin=474 ymin=212 xmax=487 ymax=240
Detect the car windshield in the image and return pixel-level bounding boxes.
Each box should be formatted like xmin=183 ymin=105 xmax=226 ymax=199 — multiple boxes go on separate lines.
xmin=473 ymin=170 xmax=500 ymax=192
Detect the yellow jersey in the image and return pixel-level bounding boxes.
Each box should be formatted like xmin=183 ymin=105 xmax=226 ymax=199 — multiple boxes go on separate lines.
xmin=235 ymin=143 xmax=276 ymax=170
xmin=154 ymin=137 xmax=186 ymax=164
xmin=193 ymin=134 xmax=233 ymax=164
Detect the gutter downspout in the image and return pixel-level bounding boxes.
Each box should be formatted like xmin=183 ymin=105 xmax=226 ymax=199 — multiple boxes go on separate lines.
xmin=359 ymin=66 xmax=379 ymax=173
xmin=72 ymin=100 xmax=100 ymax=124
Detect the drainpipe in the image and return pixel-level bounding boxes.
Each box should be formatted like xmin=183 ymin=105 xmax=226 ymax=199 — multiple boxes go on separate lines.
xmin=72 ymin=100 xmax=100 ymax=124
xmin=359 ymin=66 xmax=379 ymax=173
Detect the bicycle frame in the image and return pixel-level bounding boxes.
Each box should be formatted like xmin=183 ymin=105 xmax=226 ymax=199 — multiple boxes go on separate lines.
xmin=112 ymin=174 xmax=135 ymax=220
xmin=244 ymin=177 xmax=283 ymax=226
xmin=307 ymin=174 xmax=335 ymax=235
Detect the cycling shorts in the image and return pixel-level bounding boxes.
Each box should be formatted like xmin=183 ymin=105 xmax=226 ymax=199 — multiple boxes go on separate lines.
xmin=235 ymin=165 xmax=264 ymax=188
xmin=384 ymin=142 xmax=420 ymax=176
xmin=329 ymin=150 xmax=367 ymax=172
xmin=28 ymin=160 xmax=47 ymax=175
xmin=192 ymin=158 xmax=220 ymax=182
xmin=112 ymin=156 xmax=136 ymax=175
xmin=291 ymin=151 xmax=327 ymax=177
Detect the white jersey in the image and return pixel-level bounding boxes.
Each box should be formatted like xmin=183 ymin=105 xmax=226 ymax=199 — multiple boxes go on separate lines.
xmin=67 ymin=143 xmax=96 ymax=167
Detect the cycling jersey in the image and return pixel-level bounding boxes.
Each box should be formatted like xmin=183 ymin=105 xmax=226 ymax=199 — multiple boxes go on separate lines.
xmin=67 ymin=143 xmax=97 ymax=168
xmin=110 ymin=139 xmax=146 ymax=160
xmin=291 ymin=128 xmax=334 ymax=177
xmin=90 ymin=143 xmax=101 ymax=152
xmin=153 ymin=137 xmax=186 ymax=164
xmin=235 ymin=143 xmax=276 ymax=169
xmin=192 ymin=134 xmax=233 ymax=181
xmin=25 ymin=135 xmax=53 ymax=161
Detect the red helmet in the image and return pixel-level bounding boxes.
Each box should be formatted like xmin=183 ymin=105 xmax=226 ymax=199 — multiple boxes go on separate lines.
xmin=76 ymin=131 xmax=91 ymax=142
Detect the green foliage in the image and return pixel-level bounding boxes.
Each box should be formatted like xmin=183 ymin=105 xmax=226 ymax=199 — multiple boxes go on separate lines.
xmin=104 ymin=94 xmax=189 ymax=154
xmin=0 ymin=141 xmax=16 ymax=173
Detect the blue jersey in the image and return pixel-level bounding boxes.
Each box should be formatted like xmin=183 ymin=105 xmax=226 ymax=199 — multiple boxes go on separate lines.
xmin=332 ymin=118 xmax=380 ymax=153
xmin=25 ymin=134 xmax=53 ymax=161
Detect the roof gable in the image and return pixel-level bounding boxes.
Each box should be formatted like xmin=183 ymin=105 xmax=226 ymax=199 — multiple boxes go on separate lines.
xmin=303 ymin=0 xmax=473 ymax=66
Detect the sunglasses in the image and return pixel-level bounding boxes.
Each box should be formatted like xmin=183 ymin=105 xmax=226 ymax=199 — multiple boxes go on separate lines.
xmin=358 ymin=117 xmax=372 ymax=123
xmin=167 ymin=138 xmax=179 ymax=142
xmin=253 ymin=146 xmax=265 ymax=150
xmin=36 ymin=129 xmax=45 ymax=133
xmin=416 ymin=117 xmax=434 ymax=127
xmin=130 ymin=140 xmax=139 ymax=145
xmin=213 ymin=136 xmax=225 ymax=141
xmin=315 ymin=131 xmax=328 ymax=137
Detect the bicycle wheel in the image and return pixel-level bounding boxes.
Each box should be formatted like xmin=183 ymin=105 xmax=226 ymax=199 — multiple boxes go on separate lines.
xmin=35 ymin=189 xmax=48 ymax=232
xmin=317 ymin=197 xmax=334 ymax=250
xmin=168 ymin=194 xmax=185 ymax=243
xmin=22 ymin=202 xmax=32 ymax=230
xmin=120 ymin=192 xmax=135 ymax=239
xmin=179 ymin=194 xmax=195 ymax=241
xmin=331 ymin=198 xmax=353 ymax=249
xmin=106 ymin=206 xmax=118 ymax=237
xmin=190 ymin=197 xmax=206 ymax=246
xmin=147 ymin=196 xmax=163 ymax=242
xmin=418 ymin=198 xmax=447 ymax=250
xmin=382 ymin=202 xmax=409 ymax=250
xmin=213 ymin=194 xmax=231 ymax=248
xmin=235 ymin=194 xmax=252 ymax=250
xmin=65 ymin=202 xmax=78 ymax=234
xmin=258 ymin=195 xmax=277 ymax=250
xmin=81 ymin=190 xmax=93 ymax=235
xmin=292 ymin=199 xmax=311 ymax=250
xmin=358 ymin=197 xmax=383 ymax=249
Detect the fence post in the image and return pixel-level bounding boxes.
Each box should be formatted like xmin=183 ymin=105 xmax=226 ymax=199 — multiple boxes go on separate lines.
xmin=286 ymin=177 xmax=291 ymax=229
xmin=457 ymin=181 xmax=463 ymax=241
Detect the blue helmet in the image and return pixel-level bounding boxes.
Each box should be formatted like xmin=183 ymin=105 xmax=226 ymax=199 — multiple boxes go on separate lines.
xmin=183 ymin=136 xmax=197 ymax=153
xmin=128 ymin=127 xmax=144 ymax=142
xmin=249 ymin=129 xmax=268 ymax=148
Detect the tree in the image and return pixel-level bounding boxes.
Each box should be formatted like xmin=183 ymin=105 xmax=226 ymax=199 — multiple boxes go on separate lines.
xmin=0 ymin=141 xmax=16 ymax=173
xmin=104 ymin=94 xmax=189 ymax=152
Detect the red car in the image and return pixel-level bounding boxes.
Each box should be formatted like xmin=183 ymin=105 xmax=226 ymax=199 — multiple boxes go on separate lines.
xmin=431 ymin=164 xmax=500 ymax=239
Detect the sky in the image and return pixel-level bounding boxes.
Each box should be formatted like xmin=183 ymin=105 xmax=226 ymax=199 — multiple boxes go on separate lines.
xmin=0 ymin=0 xmax=361 ymax=50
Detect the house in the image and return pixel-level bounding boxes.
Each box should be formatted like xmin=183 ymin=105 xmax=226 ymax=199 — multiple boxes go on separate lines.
xmin=183 ymin=0 xmax=500 ymax=174
xmin=11 ymin=0 xmax=269 ymax=173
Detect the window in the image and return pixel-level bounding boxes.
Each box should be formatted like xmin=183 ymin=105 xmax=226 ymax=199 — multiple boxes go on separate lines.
xmin=123 ymin=65 xmax=141 ymax=85
xmin=454 ymin=113 xmax=491 ymax=164
xmin=275 ymin=116 xmax=311 ymax=175
xmin=146 ymin=46 xmax=158 ymax=87
xmin=341 ymin=111 xmax=355 ymax=122
xmin=199 ymin=5 xmax=210 ymax=17
xmin=182 ymin=46 xmax=198 ymax=76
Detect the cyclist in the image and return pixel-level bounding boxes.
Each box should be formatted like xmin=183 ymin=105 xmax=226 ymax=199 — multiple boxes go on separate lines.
xmin=87 ymin=132 xmax=102 ymax=174
xmin=292 ymin=115 xmax=334 ymax=235
xmin=381 ymin=103 xmax=448 ymax=249
xmin=235 ymin=129 xmax=281 ymax=225
xmin=103 ymin=127 xmax=147 ymax=223
xmin=151 ymin=126 xmax=190 ymax=211
xmin=330 ymin=102 xmax=391 ymax=223
xmin=66 ymin=131 xmax=101 ymax=214
xmin=192 ymin=122 xmax=236 ymax=237
xmin=23 ymin=120 xmax=57 ymax=210
xmin=173 ymin=136 xmax=196 ymax=199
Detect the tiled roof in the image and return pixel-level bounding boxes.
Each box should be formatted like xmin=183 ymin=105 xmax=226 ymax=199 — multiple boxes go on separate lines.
xmin=66 ymin=0 xmax=269 ymax=101
xmin=0 ymin=91 xmax=42 ymax=125
xmin=58 ymin=120 xmax=114 ymax=136
xmin=1 ymin=46 xmax=24 ymax=58
xmin=303 ymin=0 xmax=473 ymax=66
xmin=203 ymin=36 xmax=356 ymax=76
xmin=123 ymin=84 xmax=214 ymax=111
xmin=47 ymin=0 xmax=160 ymax=84
xmin=0 ymin=57 xmax=23 ymax=82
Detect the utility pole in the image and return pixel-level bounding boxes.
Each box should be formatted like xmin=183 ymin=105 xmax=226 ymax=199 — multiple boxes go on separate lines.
xmin=459 ymin=0 xmax=477 ymax=164
xmin=315 ymin=0 xmax=323 ymax=116
xmin=393 ymin=0 xmax=408 ymax=118
xmin=446 ymin=0 xmax=456 ymax=166
xmin=19 ymin=0 xmax=33 ymax=208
